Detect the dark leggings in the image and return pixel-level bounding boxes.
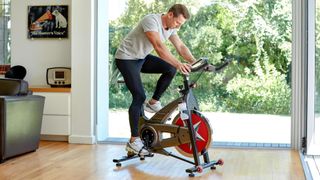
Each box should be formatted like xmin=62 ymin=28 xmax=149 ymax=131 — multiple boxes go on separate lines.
xmin=116 ymin=54 xmax=176 ymax=137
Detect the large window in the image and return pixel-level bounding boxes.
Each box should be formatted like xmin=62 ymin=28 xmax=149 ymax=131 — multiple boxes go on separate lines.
xmin=108 ymin=0 xmax=292 ymax=147
xmin=0 ymin=0 xmax=10 ymax=74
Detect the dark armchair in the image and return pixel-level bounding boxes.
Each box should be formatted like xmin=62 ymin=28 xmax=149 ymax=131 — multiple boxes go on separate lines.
xmin=0 ymin=78 xmax=45 ymax=163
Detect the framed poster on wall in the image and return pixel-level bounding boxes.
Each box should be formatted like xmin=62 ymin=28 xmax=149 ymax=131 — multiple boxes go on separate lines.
xmin=28 ymin=5 xmax=68 ymax=38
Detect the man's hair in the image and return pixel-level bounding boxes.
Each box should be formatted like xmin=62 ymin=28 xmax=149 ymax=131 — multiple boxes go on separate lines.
xmin=168 ymin=4 xmax=190 ymax=19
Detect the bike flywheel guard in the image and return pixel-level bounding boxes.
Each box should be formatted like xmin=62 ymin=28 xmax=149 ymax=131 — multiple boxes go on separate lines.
xmin=172 ymin=111 xmax=212 ymax=157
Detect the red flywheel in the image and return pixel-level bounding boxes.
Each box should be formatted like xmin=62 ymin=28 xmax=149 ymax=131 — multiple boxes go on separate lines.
xmin=172 ymin=110 xmax=212 ymax=157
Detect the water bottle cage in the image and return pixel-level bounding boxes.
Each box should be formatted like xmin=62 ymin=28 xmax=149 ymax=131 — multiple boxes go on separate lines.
xmin=178 ymin=102 xmax=189 ymax=120
xmin=180 ymin=110 xmax=189 ymax=120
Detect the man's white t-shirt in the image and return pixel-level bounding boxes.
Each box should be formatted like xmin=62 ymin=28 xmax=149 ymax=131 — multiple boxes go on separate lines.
xmin=115 ymin=14 xmax=177 ymax=60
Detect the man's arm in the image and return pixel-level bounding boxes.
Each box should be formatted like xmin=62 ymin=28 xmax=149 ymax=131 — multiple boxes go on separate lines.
xmin=169 ymin=34 xmax=196 ymax=64
xmin=145 ymin=31 xmax=191 ymax=74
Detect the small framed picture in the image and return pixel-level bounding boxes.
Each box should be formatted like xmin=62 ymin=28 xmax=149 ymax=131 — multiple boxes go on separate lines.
xmin=28 ymin=5 xmax=68 ymax=38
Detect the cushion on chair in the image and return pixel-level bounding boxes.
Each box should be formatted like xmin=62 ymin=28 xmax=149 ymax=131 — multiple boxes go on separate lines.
xmin=0 ymin=78 xmax=29 ymax=96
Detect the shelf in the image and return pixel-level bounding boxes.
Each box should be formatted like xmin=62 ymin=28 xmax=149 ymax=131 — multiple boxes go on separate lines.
xmin=30 ymin=86 xmax=71 ymax=93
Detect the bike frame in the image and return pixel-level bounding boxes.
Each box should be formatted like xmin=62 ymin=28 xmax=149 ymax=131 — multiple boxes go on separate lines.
xmin=113 ymin=58 xmax=228 ymax=176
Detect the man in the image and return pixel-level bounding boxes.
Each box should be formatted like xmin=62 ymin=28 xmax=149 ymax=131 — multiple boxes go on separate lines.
xmin=115 ymin=4 xmax=196 ymax=155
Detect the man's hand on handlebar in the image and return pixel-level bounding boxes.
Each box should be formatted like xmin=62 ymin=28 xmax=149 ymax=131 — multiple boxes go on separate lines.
xmin=176 ymin=57 xmax=231 ymax=74
xmin=176 ymin=62 xmax=191 ymax=75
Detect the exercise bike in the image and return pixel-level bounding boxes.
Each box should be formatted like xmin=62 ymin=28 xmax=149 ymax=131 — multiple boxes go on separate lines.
xmin=113 ymin=58 xmax=230 ymax=177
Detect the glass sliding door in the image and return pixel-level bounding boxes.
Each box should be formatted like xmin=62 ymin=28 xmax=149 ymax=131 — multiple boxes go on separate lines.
xmin=107 ymin=0 xmax=292 ymax=147
xmin=307 ymin=0 xmax=320 ymax=155
xmin=315 ymin=0 xmax=320 ymax=151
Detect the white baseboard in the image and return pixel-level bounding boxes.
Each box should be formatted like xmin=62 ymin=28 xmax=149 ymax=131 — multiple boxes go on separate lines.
xmin=40 ymin=135 xmax=69 ymax=142
xmin=68 ymin=135 xmax=96 ymax=144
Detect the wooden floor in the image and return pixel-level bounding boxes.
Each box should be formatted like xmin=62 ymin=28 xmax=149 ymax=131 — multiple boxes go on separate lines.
xmin=0 ymin=141 xmax=305 ymax=180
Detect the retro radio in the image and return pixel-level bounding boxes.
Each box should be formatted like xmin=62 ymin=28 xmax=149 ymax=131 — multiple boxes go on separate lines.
xmin=46 ymin=67 xmax=71 ymax=87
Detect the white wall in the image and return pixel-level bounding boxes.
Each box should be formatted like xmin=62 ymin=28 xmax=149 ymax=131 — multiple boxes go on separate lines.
xmin=69 ymin=0 xmax=96 ymax=144
xmin=11 ymin=0 xmax=71 ymax=86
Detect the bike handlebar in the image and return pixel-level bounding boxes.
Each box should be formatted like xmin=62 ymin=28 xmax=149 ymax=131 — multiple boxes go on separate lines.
xmin=180 ymin=57 xmax=231 ymax=92
xmin=210 ymin=58 xmax=232 ymax=72
xmin=190 ymin=57 xmax=231 ymax=73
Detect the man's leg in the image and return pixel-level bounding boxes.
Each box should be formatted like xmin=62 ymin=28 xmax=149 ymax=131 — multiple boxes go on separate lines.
xmin=115 ymin=59 xmax=146 ymax=138
xmin=141 ymin=54 xmax=177 ymax=101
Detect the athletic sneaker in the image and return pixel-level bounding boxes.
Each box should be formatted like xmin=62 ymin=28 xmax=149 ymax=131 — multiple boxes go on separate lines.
xmin=144 ymin=101 xmax=162 ymax=113
xmin=125 ymin=138 xmax=149 ymax=156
